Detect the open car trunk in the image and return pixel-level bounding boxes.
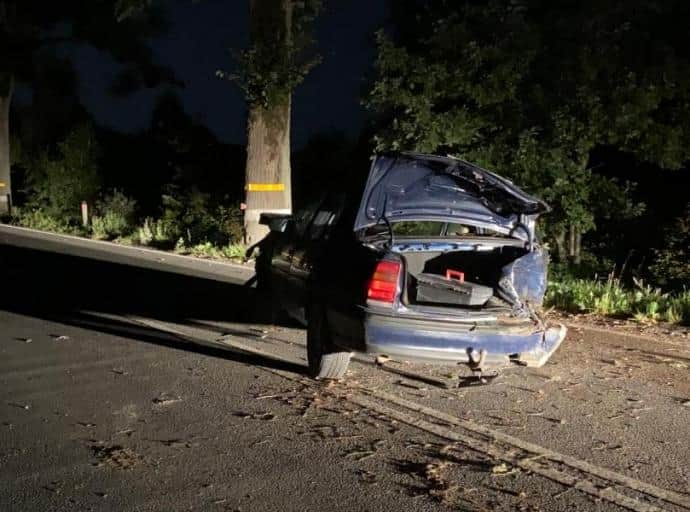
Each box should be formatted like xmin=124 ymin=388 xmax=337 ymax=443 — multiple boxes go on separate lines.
xmin=355 ymin=152 xmax=550 ymax=319
xmin=398 ymin=241 xmax=547 ymax=315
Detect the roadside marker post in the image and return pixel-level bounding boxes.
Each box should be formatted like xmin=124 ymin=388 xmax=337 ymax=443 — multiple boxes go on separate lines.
xmin=0 ymin=182 xmax=10 ymax=215
xmin=81 ymin=201 xmax=89 ymax=227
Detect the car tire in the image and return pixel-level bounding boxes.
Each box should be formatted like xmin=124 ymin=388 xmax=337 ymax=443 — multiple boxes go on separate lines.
xmin=307 ymin=303 xmax=351 ymax=380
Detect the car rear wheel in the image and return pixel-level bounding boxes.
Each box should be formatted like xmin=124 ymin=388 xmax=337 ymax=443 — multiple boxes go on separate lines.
xmin=307 ymin=303 xmax=351 ymax=380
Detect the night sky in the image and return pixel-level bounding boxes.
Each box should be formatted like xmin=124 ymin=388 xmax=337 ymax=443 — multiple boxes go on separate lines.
xmin=65 ymin=0 xmax=389 ymax=148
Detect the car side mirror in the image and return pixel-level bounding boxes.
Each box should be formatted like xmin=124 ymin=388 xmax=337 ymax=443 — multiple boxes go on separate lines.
xmin=259 ymin=213 xmax=294 ymax=233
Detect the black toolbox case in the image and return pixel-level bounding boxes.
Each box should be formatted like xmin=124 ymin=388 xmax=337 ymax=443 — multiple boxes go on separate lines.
xmin=415 ymin=273 xmax=493 ymax=306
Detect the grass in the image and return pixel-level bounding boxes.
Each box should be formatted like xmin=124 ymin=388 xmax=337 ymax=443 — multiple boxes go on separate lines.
xmin=546 ymin=274 xmax=690 ymax=326
xmin=11 ymin=208 xmax=86 ymax=236
xmin=91 ymin=211 xmax=132 ymax=240
xmin=175 ymin=241 xmax=247 ymax=262
xmin=135 ymin=217 xmax=176 ymax=247
xmin=10 ymin=207 xmax=248 ymax=263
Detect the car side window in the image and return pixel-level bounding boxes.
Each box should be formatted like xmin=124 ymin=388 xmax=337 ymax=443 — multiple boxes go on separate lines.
xmin=308 ymin=193 xmax=346 ymax=241
xmin=293 ymin=200 xmax=322 ymax=239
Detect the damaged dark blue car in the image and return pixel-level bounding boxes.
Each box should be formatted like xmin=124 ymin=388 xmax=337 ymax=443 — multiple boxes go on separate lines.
xmin=258 ymin=152 xmax=566 ymax=379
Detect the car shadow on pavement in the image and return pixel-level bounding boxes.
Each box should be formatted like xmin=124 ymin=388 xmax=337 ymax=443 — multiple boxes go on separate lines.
xmin=66 ymin=310 xmax=307 ymax=375
xmin=0 ymin=245 xmax=308 ymax=375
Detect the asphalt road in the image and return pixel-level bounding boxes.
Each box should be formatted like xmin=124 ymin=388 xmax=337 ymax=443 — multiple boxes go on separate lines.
xmin=0 ymin=224 xmax=255 ymax=285
xmin=1 ymin=243 xmax=689 ymax=512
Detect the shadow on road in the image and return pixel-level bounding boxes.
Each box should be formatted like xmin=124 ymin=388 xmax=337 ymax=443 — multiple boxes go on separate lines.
xmin=0 ymin=245 xmax=307 ymax=375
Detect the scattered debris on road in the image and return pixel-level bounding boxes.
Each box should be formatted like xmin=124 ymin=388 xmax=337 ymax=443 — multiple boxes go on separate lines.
xmin=375 ymin=355 xmax=390 ymax=365
xmin=356 ymin=469 xmax=377 ymax=484
xmin=7 ymin=402 xmax=30 ymax=410
xmin=152 ymin=394 xmax=182 ymax=406
xmin=91 ymin=443 xmax=142 ymax=470
xmin=233 ymin=411 xmax=276 ymax=421
xmin=491 ymin=462 xmax=511 ymax=474
xmin=42 ymin=481 xmax=63 ymax=494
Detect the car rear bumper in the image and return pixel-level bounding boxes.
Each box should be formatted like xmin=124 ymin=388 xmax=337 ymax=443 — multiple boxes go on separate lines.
xmin=364 ymin=312 xmax=566 ymax=368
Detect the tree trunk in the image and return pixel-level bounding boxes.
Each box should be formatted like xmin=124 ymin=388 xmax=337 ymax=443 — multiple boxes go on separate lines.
xmin=573 ymin=226 xmax=582 ymax=265
xmin=570 ymin=155 xmax=589 ymax=266
xmin=0 ymin=73 xmax=12 ymax=215
xmin=243 ymin=0 xmax=293 ymax=245
xmin=244 ymin=99 xmax=293 ymax=245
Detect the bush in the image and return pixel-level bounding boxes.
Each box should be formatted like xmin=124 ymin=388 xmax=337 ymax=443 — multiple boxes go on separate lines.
xmin=650 ymin=204 xmax=690 ymax=290
xmin=546 ymin=275 xmax=629 ymax=316
xmin=13 ymin=208 xmax=83 ymax=236
xmin=548 ymin=253 xmax=617 ymax=282
xmin=91 ymin=190 xmax=137 ymax=240
xmin=158 ymin=186 xmax=243 ymax=246
xmin=216 ymin=204 xmax=244 ymax=245
xmin=25 ymin=125 xmax=101 ymax=222
xmin=224 ymin=243 xmax=247 ymax=260
xmin=664 ymin=291 xmax=690 ymax=325
xmin=136 ymin=217 xmax=176 ymax=247
xmin=546 ymin=275 xmax=690 ymax=325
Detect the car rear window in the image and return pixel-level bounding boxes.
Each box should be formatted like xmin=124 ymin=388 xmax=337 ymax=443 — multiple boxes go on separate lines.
xmin=390 ymin=221 xmax=506 ymax=237
xmin=392 ymin=221 xmax=444 ymax=236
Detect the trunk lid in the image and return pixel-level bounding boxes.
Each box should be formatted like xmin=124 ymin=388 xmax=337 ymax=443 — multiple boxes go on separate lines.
xmin=354 ymin=152 xmax=549 ymax=234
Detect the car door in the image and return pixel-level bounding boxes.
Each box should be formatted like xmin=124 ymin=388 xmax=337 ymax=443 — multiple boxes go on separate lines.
xmin=274 ymin=200 xmax=322 ymax=323
xmin=318 ymin=201 xmax=371 ymax=351
xmin=265 ymin=227 xmax=294 ymax=313
xmin=288 ymin=194 xmax=346 ymax=324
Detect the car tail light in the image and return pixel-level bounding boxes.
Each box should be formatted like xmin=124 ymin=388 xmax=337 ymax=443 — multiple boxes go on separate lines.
xmin=367 ymin=260 xmax=401 ymax=304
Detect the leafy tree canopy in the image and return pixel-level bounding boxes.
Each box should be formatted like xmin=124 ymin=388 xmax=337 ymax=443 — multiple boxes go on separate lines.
xmin=0 ymin=0 xmax=178 ymax=95
xmin=368 ymin=0 xmax=690 ymax=247
xmin=218 ymin=0 xmax=322 ymax=108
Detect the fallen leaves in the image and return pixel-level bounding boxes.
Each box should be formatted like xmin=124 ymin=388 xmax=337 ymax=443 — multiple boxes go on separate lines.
xmin=356 ymin=469 xmax=377 ymax=484
xmin=91 ymin=443 xmax=142 ymax=470
xmin=491 ymin=462 xmax=510 ymax=474
xmin=153 ymin=438 xmax=194 ymax=449
xmin=233 ymin=411 xmax=276 ymax=421
xmin=43 ymin=481 xmax=63 ymax=494
xmin=343 ymin=448 xmax=377 ymax=461
xmin=343 ymin=439 xmax=385 ymax=461
xmin=152 ymin=394 xmax=182 ymax=407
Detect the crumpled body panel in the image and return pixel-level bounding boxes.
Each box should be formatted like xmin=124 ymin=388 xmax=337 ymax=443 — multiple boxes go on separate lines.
xmin=497 ymin=248 xmax=548 ymax=310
